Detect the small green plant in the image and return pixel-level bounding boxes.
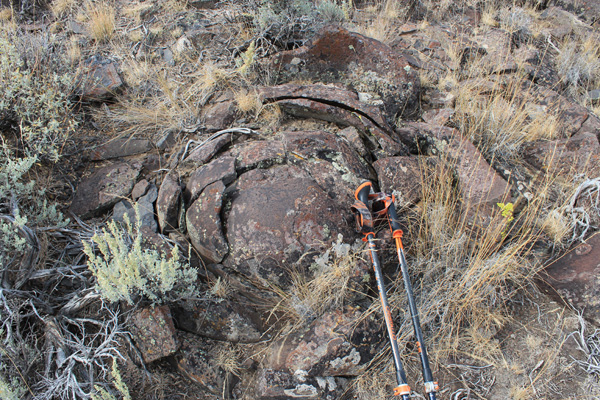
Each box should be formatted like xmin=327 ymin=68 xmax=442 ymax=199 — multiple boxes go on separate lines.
xmin=91 ymin=360 xmax=131 ymax=400
xmin=0 ymin=375 xmax=26 ymax=400
xmin=236 ymin=40 xmax=256 ymax=75
xmin=0 ymin=30 xmax=78 ymax=162
xmin=83 ymin=208 xmax=198 ymax=305
xmin=0 ymin=147 xmax=69 ymax=273
xmin=497 ymin=202 xmax=515 ymax=223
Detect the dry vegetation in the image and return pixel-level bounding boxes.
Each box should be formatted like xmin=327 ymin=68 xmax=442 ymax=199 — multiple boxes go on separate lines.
xmin=1 ymin=0 xmax=600 ymax=399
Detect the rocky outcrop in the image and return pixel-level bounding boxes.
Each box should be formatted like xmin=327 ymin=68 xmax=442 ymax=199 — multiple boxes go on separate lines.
xmin=273 ymin=25 xmax=421 ymax=122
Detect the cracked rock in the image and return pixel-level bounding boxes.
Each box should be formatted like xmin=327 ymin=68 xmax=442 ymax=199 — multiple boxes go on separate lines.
xmin=186 ymin=180 xmax=228 ymax=263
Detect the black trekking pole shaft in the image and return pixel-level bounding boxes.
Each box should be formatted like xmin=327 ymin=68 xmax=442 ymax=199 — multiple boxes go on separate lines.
xmin=387 ymin=202 xmax=438 ymax=400
xmin=355 ymin=184 xmax=411 ymax=399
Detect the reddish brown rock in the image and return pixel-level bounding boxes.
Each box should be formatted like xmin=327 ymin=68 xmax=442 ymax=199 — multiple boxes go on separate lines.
xmin=225 ymin=165 xmax=352 ymax=287
xmin=128 ymin=305 xmax=178 ymax=363
xmin=185 ymin=156 xmax=236 ymax=204
xmin=172 ymin=298 xmax=262 ymax=343
xmin=273 ymin=26 xmax=421 ymax=120
xmin=156 ymin=173 xmax=181 ymax=233
xmin=70 ymin=162 xmax=141 ymax=219
xmin=183 ymin=133 xmax=232 ymax=165
xmin=524 ymin=132 xmax=600 ymax=177
xmin=405 ymin=123 xmax=512 ymax=233
xmin=269 ymin=307 xmax=380 ymax=377
xmin=539 ymin=233 xmax=600 ymax=325
xmin=525 ymin=85 xmax=590 ymax=137
xmin=225 ymin=140 xmax=286 ymax=172
xmin=577 ymin=113 xmax=600 ymax=140
xmin=421 ymin=108 xmax=454 ymax=126
xmin=338 ymin=126 xmax=369 ymax=158
xmin=77 ymin=56 xmax=123 ymax=100
xmin=186 ymin=180 xmax=228 ymax=263
xmin=201 ymin=101 xmax=236 ymax=132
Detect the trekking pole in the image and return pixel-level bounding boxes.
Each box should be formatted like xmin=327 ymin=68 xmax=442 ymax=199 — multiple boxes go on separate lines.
xmin=352 ymin=182 xmax=411 ymax=399
xmin=384 ymin=198 xmax=438 ymax=400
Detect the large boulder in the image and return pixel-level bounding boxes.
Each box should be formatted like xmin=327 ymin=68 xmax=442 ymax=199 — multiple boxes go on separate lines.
xmin=225 ymin=165 xmax=349 ymax=287
xmin=210 ymin=130 xmax=370 ymax=287
xmin=273 ymin=25 xmax=421 ymax=121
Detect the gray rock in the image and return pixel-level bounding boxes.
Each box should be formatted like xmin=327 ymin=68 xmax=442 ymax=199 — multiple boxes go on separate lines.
xmin=70 ymin=162 xmax=141 ymax=219
xmin=172 ymin=298 xmax=263 ymax=343
xmin=90 ymin=138 xmax=152 ymax=161
xmin=137 ymin=184 xmax=158 ymax=232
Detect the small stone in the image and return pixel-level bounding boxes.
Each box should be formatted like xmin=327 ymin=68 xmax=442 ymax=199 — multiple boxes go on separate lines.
xmin=132 ymin=179 xmax=150 ymax=200
xmin=129 ymin=305 xmax=178 ymax=363
xmin=77 ymin=56 xmax=123 ymax=101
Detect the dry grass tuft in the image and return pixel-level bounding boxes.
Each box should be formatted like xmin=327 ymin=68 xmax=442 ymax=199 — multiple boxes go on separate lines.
xmin=86 ymin=0 xmax=116 ymax=43
xmin=557 ymin=36 xmax=600 ymax=99
xmin=51 ymin=0 xmax=77 ymax=17
xmin=234 ymin=89 xmax=262 ymax=115
xmin=453 ymin=76 xmax=561 ymax=163
xmin=268 ymin=236 xmax=363 ymax=330
xmin=0 ymin=7 xmax=13 ymax=21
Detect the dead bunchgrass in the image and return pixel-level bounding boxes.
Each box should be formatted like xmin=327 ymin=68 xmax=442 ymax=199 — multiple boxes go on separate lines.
xmin=234 ymin=89 xmax=262 ymax=115
xmin=353 ymin=0 xmax=407 ymax=43
xmin=0 ymin=7 xmax=13 ymax=22
xmin=267 ymin=235 xmax=364 ymax=334
xmin=50 ymin=0 xmax=77 ymax=18
xmin=452 ymin=75 xmax=561 ymax=163
xmin=556 ymin=36 xmax=600 ymax=101
xmin=85 ymin=0 xmax=116 ymax=43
